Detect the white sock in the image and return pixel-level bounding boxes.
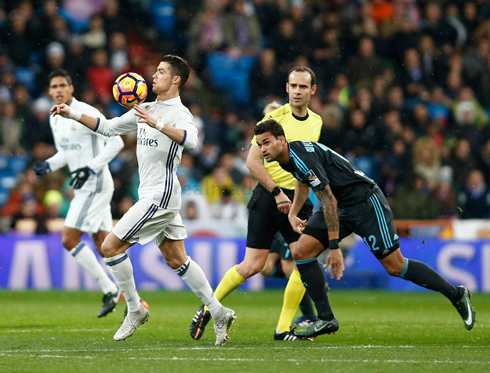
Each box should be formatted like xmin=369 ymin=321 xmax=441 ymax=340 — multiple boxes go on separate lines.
xmin=70 ymin=243 xmax=117 ymax=295
xmin=175 ymin=256 xmax=224 ymax=319
xmin=105 ymin=253 xmax=140 ymax=313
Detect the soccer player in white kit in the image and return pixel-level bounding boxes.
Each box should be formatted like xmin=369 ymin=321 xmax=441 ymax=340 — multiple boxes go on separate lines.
xmin=34 ymin=69 xmax=125 ymax=317
xmin=50 ymin=55 xmax=236 ymax=345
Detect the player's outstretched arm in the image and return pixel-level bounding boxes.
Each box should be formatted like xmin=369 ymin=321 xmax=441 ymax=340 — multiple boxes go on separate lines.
xmin=246 ymin=144 xmax=291 ymax=213
xmin=50 ymin=103 xmax=99 ymax=131
xmin=315 ymin=184 xmax=344 ymax=280
xmin=288 ymin=180 xmax=310 ymax=234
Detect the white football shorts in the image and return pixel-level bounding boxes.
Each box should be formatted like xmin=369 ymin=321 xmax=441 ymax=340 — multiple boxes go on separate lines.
xmin=112 ymin=197 xmax=187 ymax=246
xmin=65 ymin=189 xmax=114 ymax=234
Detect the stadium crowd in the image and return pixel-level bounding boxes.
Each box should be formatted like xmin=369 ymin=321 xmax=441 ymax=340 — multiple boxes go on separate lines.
xmin=2 ymin=0 xmax=490 ymax=233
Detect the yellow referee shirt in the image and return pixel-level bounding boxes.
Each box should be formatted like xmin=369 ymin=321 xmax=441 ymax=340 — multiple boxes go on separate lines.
xmin=253 ymin=103 xmax=322 ymax=190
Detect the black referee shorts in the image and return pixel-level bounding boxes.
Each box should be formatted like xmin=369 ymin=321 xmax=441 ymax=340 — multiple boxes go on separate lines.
xmin=246 ymin=184 xmax=313 ymax=250
xmin=303 ymin=186 xmax=399 ymax=260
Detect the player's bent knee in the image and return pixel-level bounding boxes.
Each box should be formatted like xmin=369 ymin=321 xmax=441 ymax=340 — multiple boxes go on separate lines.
xmin=236 ymin=262 xmax=262 ymax=278
xmin=61 ymin=234 xmax=78 ymax=250
xmin=163 ymin=256 xmax=184 ymax=270
xmin=100 ymin=235 xmax=124 ymax=258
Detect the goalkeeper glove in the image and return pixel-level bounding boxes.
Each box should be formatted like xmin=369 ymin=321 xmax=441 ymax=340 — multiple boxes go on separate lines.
xmin=33 ymin=161 xmax=51 ymax=178
xmin=70 ymin=166 xmax=95 ymax=190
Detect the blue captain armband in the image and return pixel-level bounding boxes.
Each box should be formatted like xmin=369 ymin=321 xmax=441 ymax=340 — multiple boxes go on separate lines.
xmin=94 ymin=117 xmax=100 ymax=132
xmin=179 ymin=130 xmax=187 ymax=146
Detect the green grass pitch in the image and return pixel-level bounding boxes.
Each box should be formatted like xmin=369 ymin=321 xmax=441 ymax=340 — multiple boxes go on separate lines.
xmin=0 ymin=290 xmax=489 ymax=372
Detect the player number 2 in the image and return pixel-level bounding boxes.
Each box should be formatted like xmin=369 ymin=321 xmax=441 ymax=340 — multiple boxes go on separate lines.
xmin=363 ymin=235 xmax=380 ymax=252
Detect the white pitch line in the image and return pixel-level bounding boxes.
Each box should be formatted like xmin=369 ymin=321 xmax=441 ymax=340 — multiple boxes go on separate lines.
xmin=0 ymin=353 xmax=488 ymax=365
xmin=2 ymin=328 xmax=113 ymax=333
xmin=1 ymin=345 xmax=490 ymax=354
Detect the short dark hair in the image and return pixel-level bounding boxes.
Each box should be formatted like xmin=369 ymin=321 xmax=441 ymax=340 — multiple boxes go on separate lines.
xmin=288 ymin=66 xmax=316 ymax=87
xmin=254 ymin=119 xmax=286 ymax=139
xmin=161 ymin=54 xmax=190 ymax=89
xmin=48 ymin=69 xmax=72 ymax=86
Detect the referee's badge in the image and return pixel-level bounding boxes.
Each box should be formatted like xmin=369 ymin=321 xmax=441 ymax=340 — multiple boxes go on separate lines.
xmin=305 ymin=169 xmax=321 ymax=187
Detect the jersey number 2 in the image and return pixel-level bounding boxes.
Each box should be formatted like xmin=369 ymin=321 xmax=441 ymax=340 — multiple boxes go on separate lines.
xmin=363 ymin=235 xmax=380 ymax=252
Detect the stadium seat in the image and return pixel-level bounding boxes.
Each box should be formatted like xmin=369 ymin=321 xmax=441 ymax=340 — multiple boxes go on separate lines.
xmin=0 ymin=187 xmax=9 ymax=206
xmin=7 ymin=156 xmax=29 ymax=174
xmin=207 ymin=53 xmax=258 ymax=105
xmin=0 ymin=171 xmax=17 ymax=190
xmin=151 ymin=0 xmax=175 ymax=38
xmin=0 ymin=155 xmax=8 ymax=170
xmin=15 ymin=67 xmax=36 ymax=93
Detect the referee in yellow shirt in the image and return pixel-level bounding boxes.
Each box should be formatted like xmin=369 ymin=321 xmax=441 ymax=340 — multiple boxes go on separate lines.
xmin=190 ymin=66 xmax=322 ymax=341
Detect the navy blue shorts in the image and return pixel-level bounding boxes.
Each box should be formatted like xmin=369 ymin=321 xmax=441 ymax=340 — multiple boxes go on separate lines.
xmin=303 ymin=186 xmax=399 ymax=259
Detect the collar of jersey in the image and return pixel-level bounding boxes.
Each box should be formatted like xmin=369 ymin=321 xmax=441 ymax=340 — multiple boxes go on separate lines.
xmin=157 ymin=96 xmax=181 ymax=106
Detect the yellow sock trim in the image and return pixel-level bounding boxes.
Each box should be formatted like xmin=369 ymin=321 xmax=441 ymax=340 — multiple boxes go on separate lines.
xmin=204 ymin=265 xmax=246 ymax=312
xmin=276 ymin=269 xmax=306 ymax=333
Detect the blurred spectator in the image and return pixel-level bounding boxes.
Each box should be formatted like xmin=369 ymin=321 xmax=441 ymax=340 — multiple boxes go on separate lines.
xmin=87 ymin=49 xmax=113 ymax=103
xmin=210 ymin=188 xmax=247 ymax=221
xmin=222 ymin=0 xmax=261 ymax=55
xmin=270 ymin=18 xmax=303 ymax=68
xmin=200 ymin=165 xmax=242 ymax=204
xmin=348 ymin=37 xmax=384 ymax=86
xmin=9 ymin=193 xmax=48 ymax=234
xmin=412 ymin=137 xmax=441 ymax=188
xmin=0 ymin=101 xmax=24 ymax=154
xmin=393 ymin=175 xmax=439 ymax=219
xmin=449 ymin=138 xmax=477 ymax=191
xmin=458 ymin=169 xmax=490 ymax=219
xmin=188 ymin=2 xmax=225 ymax=69
xmin=1 ymin=11 xmax=33 ymax=67
xmin=250 ymin=49 xmax=284 ymax=108
xmin=82 ymin=15 xmax=107 ymax=50
xmin=109 ymin=32 xmax=129 ymax=74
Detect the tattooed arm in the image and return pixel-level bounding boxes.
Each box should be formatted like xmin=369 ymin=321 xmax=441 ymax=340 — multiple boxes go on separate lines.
xmin=315 ymin=185 xmax=339 ymax=241
xmin=315 ymin=184 xmax=344 ymax=280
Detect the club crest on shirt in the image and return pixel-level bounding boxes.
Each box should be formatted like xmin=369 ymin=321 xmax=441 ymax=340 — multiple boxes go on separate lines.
xmin=305 ymin=169 xmax=321 ymax=187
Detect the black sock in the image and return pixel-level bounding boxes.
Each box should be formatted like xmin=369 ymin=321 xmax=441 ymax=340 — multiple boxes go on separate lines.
xmin=271 ymin=261 xmax=286 ymax=279
xmin=296 ymin=260 xmax=334 ymax=321
xmin=401 ymin=259 xmax=462 ymax=303
xmin=299 ymin=292 xmax=317 ymax=320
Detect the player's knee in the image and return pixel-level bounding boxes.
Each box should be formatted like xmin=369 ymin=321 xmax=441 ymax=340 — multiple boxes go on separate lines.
xmin=163 ymin=256 xmax=183 ymax=270
xmin=61 ymin=234 xmax=77 ymax=250
xmin=384 ymin=263 xmax=404 ymax=277
xmin=237 ymin=262 xmax=262 ymax=278
xmin=291 ymin=245 xmax=309 ymax=261
xmin=100 ymin=238 xmax=117 ymax=258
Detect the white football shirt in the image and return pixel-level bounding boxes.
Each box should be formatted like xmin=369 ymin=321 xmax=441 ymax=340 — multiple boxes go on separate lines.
xmin=47 ymin=97 xmax=124 ymax=193
xmin=95 ymin=96 xmax=198 ymax=211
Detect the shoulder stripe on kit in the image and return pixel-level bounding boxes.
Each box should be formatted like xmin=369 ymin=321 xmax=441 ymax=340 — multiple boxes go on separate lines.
xmin=179 ymin=130 xmax=187 ymax=146
xmin=290 ymin=149 xmax=309 ymax=174
xmin=94 ymin=117 xmax=100 ymax=132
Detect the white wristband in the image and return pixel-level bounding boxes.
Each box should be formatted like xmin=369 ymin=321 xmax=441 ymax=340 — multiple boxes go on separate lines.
xmin=65 ymin=107 xmax=82 ymax=121
xmin=155 ymin=120 xmax=165 ymax=131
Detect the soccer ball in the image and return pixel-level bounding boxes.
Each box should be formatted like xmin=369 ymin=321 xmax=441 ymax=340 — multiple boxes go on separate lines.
xmin=113 ymin=72 xmax=148 ymax=107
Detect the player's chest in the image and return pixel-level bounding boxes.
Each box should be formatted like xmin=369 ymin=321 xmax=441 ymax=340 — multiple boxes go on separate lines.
xmin=136 ymin=123 xmax=172 ymax=151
